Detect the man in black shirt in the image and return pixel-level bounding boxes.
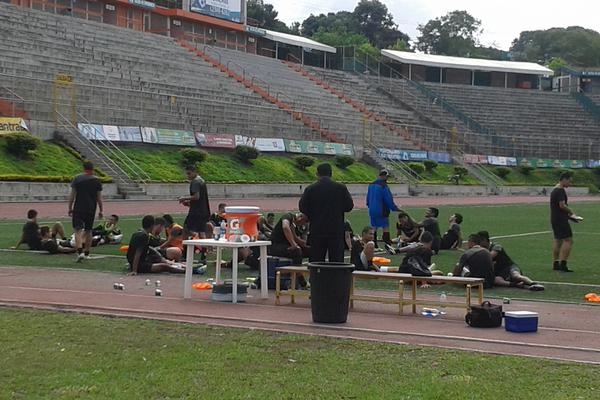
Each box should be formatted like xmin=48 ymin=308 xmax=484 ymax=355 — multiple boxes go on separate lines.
xmin=550 ymin=172 xmax=578 ymax=272
xmin=299 ymin=163 xmax=354 ymax=262
xmin=127 ymin=215 xmax=185 ymax=275
xmin=68 ymin=161 xmax=103 ymax=262
xmin=209 ymin=203 xmax=227 ymax=230
xmin=258 ymin=213 xmax=275 ymax=240
xmin=452 ymin=234 xmax=494 ymax=288
xmin=351 ymin=226 xmax=376 ymax=271
xmin=268 ymin=212 xmax=309 ymax=264
xmin=13 ymin=210 xmax=67 ymax=251
xmin=420 ymin=207 xmax=441 ymax=254
xmin=179 ymin=165 xmax=211 ymax=237
xmin=478 ymin=231 xmax=543 ymax=291
xmin=39 ymin=226 xmax=76 ymax=255
xmin=440 ymin=213 xmax=463 ymax=250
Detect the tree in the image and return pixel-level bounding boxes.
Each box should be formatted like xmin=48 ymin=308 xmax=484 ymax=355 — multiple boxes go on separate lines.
xmin=510 ymin=27 xmax=600 ymax=67
xmin=246 ymin=0 xmax=291 ymax=33
xmin=353 ymin=0 xmax=409 ymax=49
xmin=416 ymin=10 xmax=482 ymax=56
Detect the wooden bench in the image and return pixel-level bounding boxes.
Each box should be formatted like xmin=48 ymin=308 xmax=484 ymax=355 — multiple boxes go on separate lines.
xmin=275 ymin=266 xmax=310 ymax=305
xmin=350 ymin=271 xmax=485 ymax=314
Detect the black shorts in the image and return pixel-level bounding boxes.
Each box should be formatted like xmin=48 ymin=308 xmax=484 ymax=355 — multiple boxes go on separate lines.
xmin=552 ymin=220 xmax=572 ymax=240
xmin=497 ymin=264 xmax=521 ymax=281
xmin=41 ymin=240 xmax=59 ymax=254
xmin=72 ymin=212 xmax=95 ymax=231
xmin=184 ymin=214 xmax=208 ymax=234
xmin=138 ymin=261 xmax=153 ymax=274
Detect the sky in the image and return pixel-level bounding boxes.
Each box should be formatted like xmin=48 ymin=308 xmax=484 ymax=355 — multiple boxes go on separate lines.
xmin=266 ymin=0 xmax=600 ymax=50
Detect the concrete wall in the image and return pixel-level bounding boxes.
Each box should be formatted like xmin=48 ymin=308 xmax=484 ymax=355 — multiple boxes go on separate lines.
xmin=446 ymin=69 xmax=472 ymax=85
xmin=0 ymin=182 xmax=588 ymax=202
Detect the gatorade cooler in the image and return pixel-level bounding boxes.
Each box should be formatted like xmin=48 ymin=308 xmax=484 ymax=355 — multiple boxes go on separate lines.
xmin=504 ymin=311 xmax=538 ymax=333
xmin=224 ymin=206 xmax=261 ymax=241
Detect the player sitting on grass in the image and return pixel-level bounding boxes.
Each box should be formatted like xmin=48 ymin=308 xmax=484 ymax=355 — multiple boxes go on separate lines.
xmin=351 ymin=226 xmax=377 ymax=271
xmin=397 ymin=232 xmax=444 ymax=287
xmin=478 ymin=231 xmax=545 ymax=291
xmin=127 ymin=215 xmax=186 ymax=275
xmin=440 ymin=213 xmax=463 ymax=250
xmin=208 ymin=203 xmax=227 ymax=231
xmin=12 ymin=209 xmax=67 ymax=251
xmin=420 ymin=207 xmax=442 ymax=254
xmin=258 ymin=213 xmax=275 ymax=240
xmin=91 ymin=214 xmax=123 ymax=245
xmin=452 ymin=234 xmax=495 ymax=288
xmin=39 ymin=226 xmax=76 ymax=255
xmin=150 ymin=217 xmax=182 ymax=262
xmin=385 ymin=211 xmax=422 ymax=255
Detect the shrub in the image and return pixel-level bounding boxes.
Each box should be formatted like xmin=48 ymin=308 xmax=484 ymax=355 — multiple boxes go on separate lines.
xmin=179 ymin=148 xmax=207 ymax=167
xmin=495 ymin=167 xmax=511 ymax=179
xmin=0 ymin=174 xmax=112 ymax=183
xmin=588 ymin=184 xmax=599 ymax=194
xmin=235 ymin=145 xmax=259 ymax=163
xmin=557 ymin=169 xmax=574 ymax=179
xmin=423 ymin=160 xmax=438 ymax=172
xmin=293 ymin=155 xmax=315 ymax=171
xmin=408 ymin=162 xmax=425 ymax=175
xmin=453 ymin=166 xmax=468 ymax=177
xmin=335 ymin=155 xmax=355 ymax=169
xmin=3 ymin=132 xmax=40 ymax=159
xmin=519 ymin=165 xmax=535 ymax=176
xmin=593 ymin=166 xmax=600 ymax=176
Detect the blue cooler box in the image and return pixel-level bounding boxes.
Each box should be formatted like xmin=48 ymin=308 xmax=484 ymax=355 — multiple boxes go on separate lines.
xmin=504 ymin=311 xmax=538 ymax=332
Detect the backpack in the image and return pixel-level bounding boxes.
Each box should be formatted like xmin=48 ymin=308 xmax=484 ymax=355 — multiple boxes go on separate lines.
xmin=465 ymin=301 xmax=503 ymax=328
xmin=399 ymin=255 xmax=432 ymax=277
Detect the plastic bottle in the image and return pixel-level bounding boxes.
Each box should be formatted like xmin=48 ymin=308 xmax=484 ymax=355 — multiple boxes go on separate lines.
xmin=220 ymin=221 xmax=227 ymax=240
xmin=439 ymin=291 xmax=447 ymax=315
xmin=421 ymin=308 xmax=440 ymax=318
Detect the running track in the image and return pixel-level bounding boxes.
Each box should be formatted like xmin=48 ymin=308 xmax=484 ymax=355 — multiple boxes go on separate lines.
xmin=2 ymin=195 xmax=599 ymax=219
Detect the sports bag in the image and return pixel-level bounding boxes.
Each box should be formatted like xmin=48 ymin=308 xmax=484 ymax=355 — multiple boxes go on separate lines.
xmin=465 ymin=301 xmax=503 ymax=328
xmin=399 ymin=255 xmax=432 ymax=277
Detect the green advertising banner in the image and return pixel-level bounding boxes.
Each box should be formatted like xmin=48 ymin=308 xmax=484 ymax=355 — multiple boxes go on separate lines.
xmin=517 ymin=158 xmax=585 ymax=169
xmin=284 ymin=140 xmax=354 ymax=156
xmin=156 ymin=129 xmax=196 ymax=146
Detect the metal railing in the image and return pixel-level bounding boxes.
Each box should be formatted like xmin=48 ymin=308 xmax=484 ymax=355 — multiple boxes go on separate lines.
xmin=572 ymin=92 xmax=600 ymax=123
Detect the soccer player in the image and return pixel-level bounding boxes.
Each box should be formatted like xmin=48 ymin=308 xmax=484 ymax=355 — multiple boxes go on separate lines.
xmin=68 ymin=161 xmax=103 ymax=262
xmin=366 ymin=169 xmax=400 ymax=248
xmin=550 ymin=172 xmax=579 ymax=272
xmin=452 ymin=234 xmax=495 ymax=289
xmin=350 ymin=226 xmax=376 ymax=271
xmin=420 ymin=207 xmax=442 ymax=254
xmin=440 ymin=213 xmax=463 ymax=250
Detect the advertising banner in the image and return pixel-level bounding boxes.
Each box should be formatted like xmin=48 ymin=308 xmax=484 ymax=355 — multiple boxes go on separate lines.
xmin=427 ymin=151 xmax=452 ymax=164
xmin=284 ymin=140 xmax=325 ymax=154
xmin=78 ymin=123 xmax=104 ymax=140
xmin=190 ymin=0 xmax=242 ymax=23
xmin=141 ymin=127 xmax=159 ymax=144
xmin=0 ymin=117 xmax=28 ymax=135
xmin=234 ymin=135 xmax=286 ymax=152
xmin=587 ymin=160 xmax=600 ymax=168
xmin=195 ymin=133 xmax=235 ymax=149
xmin=101 ymin=125 xmax=121 ymax=142
xmin=156 ymin=129 xmax=196 ymax=146
xmin=118 ymin=126 xmax=142 ymax=142
xmin=462 ymin=154 xmax=488 ymax=164
xmin=377 ymin=148 xmax=427 ymax=161
xmin=487 ymin=156 xmax=508 ymax=166
xmin=324 ymin=142 xmax=354 ymax=156
xmin=506 ymin=157 xmax=517 ymax=167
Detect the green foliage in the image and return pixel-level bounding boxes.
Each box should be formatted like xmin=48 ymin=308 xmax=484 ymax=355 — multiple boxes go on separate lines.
xmin=519 ymin=165 xmax=535 ymax=176
xmin=593 ymin=166 xmax=600 ymax=176
xmin=547 ymin=57 xmax=568 ymax=72
xmin=246 ymin=0 xmax=291 ymax=33
xmin=0 ymin=174 xmax=112 ymax=183
xmin=416 ymin=10 xmax=482 ymax=56
xmin=388 ymin=39 xmax=409 ymax=51
xmin=510 ymin=27 xmax=600 ymax=67
xmin=587 ymin=184 xmax=599 ymax=194
xmin=235 ymin=145 xmax=260 ymax=164
xmin=335 ymin=155 xmax=355 ymax=169
xmin=179 ymin=148 xmax=207 ymax=167
xmin=423 ymin=160 xmax=438 ymax=172
xmin=293 ymin=155 xmax=316 ymax=171
xmin=2 ymin=132 xmax=40 ymax=159
xmin=454 ymin=166 xmax=468 ymax=177
xmin=408 ymin=162 xmax=425 ymax=175
xmin=495 ymin=167 xmax=511 ymax=179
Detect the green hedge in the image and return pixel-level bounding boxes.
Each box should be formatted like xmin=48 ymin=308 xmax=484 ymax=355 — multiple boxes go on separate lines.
xmin=0 ymin=175 xmax=112 ymax=183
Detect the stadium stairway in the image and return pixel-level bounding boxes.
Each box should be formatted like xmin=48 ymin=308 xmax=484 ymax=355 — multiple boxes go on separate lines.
xmin=176 ymin=38 xmax=340 ymax=143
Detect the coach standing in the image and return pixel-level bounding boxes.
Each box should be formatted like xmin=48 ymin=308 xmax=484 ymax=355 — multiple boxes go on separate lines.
xmin=299 ymin=163 xmax=354 ymax=262
xmin=68 ymin=161 xmax=103 ymax=263
xmin=366 ymin=169 xmax=400 ymax=248
xmin=179 ymin=165 xmax=211 ymax=239
xmin=550 ymin=171 xmax=576 ymax=272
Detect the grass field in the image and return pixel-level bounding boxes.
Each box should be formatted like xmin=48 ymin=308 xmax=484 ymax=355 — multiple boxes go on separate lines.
xmin=1 ymin=202 xmax=599 ymax=303
xmin=1 ymin=308 xmax=597 ymax=399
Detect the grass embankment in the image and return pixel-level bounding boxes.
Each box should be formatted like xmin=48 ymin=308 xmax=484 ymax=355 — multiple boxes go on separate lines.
xmin=487 ymin=166 xmax=600 ymax=190
xmin=0 ymin=139 xmax=110 ymax=183
xmin=417 ymin=163 xmax=481 ymax=185
xmin=2 ymin=204 xmax=599 ymax=303
xmin=110 ymin=145 xmax=380 ymax=183
xmin=0 ymin=308 xmax=597 ymax=399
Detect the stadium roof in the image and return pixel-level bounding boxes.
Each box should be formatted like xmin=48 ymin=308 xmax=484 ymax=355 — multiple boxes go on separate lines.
xmin=381 ymin=50 xmax=553 ymax=76
xmin=264 ymin=29 xmax=337 ymax=54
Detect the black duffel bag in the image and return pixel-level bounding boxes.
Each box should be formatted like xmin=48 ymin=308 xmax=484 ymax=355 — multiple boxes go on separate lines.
xmin=465 ymin=301 xmax=503 ymax=328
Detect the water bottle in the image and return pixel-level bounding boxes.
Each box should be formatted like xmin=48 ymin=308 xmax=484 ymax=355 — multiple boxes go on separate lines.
xmin=461 ymin=266 xmax=470 ymax=277
xmin=439 ymin=291 xmax=447 ymax=315
xmin=421 ymin=308 xmax=440 ymax=318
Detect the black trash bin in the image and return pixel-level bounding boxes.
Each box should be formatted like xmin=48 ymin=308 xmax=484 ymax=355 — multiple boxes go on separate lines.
xmin=308 ymin=262 xmax=355 ymax=323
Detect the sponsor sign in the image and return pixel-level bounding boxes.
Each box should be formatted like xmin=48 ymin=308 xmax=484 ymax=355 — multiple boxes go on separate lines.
xmin=101 ymin=125 xmax=121 ymax=142
xmin=128 ymin=0 xmax=155 ymax=9
xmin=377 ymin=148 xmax=428 ymax=161
xmin=517 ymin=158 xmax=585 ymax=169
xmin=245 ymin=25 xmax=267 ymax=37
xmin=487 ymin=156 xmax=508 ymax=166
xmin=190 ymin=0 xmax=242 ymax=23
xmin=463 ymin=154 xmax=488 ymax=164
xmin=78 ymin=123 xmax=104 ymax=140
xmin=427 ymin=151 xmax=452 ymax=164
xmin=156 ymin=129 xmax=196 ymax=146
xmin=587 ymin=160 xmax=600 ymax=168
xmin=141 ymin=127 xmax=159 ymax=144
xmin=195 ymin=133 xmax=235 ymax=149
xmin=0 ymin=117 xmax=29 ymax=135
xmin=284 ymin=139 xmax=324 ymax=154
xmin=506 ymin=157 xmax=517 ymax=167
xmin=118 ymin=126 xmax=142 ymax=142
xmin=324 ymin=143 xmax=354 ymax=156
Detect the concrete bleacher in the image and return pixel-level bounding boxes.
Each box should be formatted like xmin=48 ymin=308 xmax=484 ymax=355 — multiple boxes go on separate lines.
xmin=0 ymin=2 xmax=314 ymax=140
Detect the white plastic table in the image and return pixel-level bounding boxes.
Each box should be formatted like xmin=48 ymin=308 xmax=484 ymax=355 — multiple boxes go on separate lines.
xmin=182 ymin=239 xmax=271 ymax=303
